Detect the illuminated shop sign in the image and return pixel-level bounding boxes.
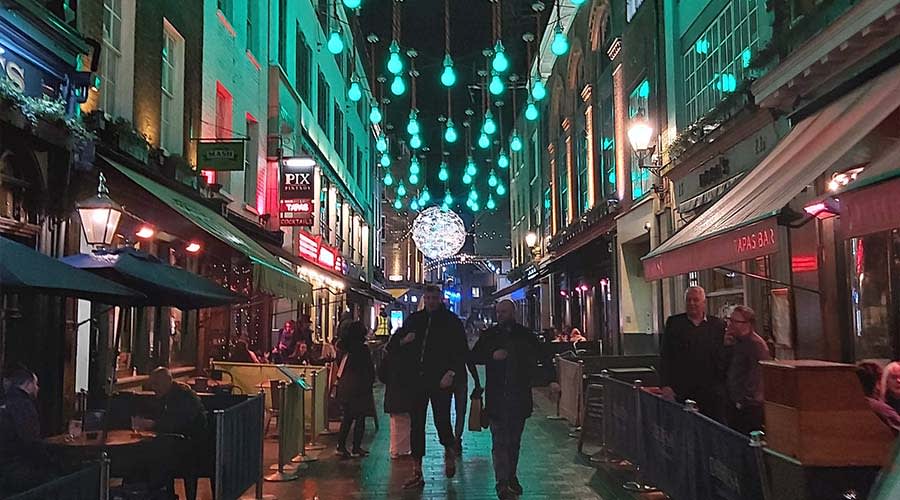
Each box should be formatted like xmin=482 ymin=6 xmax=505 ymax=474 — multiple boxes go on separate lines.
xmin=296 ymin=229 xmax=345 ymax=275
xmin=279 ymin=199 xmax=314 ymax=227
xmin=280 ymin=156 xmax=315 ymax=200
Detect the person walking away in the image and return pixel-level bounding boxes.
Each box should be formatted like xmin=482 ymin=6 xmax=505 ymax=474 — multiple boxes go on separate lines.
xmin=382 ymin=323 xmax=418 ymax=459
xmin=334 ymin=321 xmax=376 ymax=458
xmin=724 ymin=306 xmax=771 ymax=434
xmin=396 ymin=285 xmax=469 ymax=489
xmin=471 ymin=300 xmax=540 ymax=499
xmin=451 ymin=358 xmax=482 ymax=456
xmin=659 ymin=286 xmax=728 ymax=420
xmin=0 ymin=368 xmax=57 ymax=495
xmin=857 ymin=362 xmax=900 ymax=436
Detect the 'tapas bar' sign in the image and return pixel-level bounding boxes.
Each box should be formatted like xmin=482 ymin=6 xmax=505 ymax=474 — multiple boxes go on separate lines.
xmin=296 ymin=229 xmax=345 ymax=275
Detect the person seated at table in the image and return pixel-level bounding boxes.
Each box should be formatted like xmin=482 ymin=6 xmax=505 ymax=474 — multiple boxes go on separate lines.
xmin=569 ymin=328 xmax=587 ymax=343
xmin=270 ymin=320 xmax=298 ymax=363
xmin=881 ymin=361 xmax=900 ymax=415
xmin=551 ymin=328 xmax=567 ymax=343
xmin=229 ymin=338 xmax=261 ymax=363
xmin=147 ymin=367 xmax=208 ymax=500
xmin=857 ymin=362 xmax=900 ymax=436
xmin=0 ymin=368 xmax=57 ymax=494
xmin=287 ymin=341 xmax=314 ymax=365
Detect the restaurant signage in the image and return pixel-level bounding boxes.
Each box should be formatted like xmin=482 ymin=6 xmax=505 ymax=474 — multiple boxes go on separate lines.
xmin=0 ymin=41 xmax=64 ymax=98
xmin=197 ymin=140 xmax=246 ymax=171
xmin=280 ymin=157 xmax=315 ymax=200
xmin=296 ymin=229 xmax=345 ymax=275
xmin=279 ymin=199 xmax=314 ymax=227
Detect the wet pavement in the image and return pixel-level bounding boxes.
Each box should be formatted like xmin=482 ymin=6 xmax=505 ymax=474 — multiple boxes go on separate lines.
xmin=186 ymin=376 xmax=650 ymax=500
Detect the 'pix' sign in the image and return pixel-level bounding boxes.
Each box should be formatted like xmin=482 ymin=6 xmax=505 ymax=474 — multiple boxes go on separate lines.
xmin=280 ymin=156 xmax=315 ymax=200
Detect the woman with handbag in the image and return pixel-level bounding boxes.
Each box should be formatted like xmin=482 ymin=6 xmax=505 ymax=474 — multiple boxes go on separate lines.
xmin=334 ymin=321 xmax=376 ymax=458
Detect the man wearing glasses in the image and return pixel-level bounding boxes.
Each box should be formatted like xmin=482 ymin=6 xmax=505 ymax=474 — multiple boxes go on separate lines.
xmin=724 ymin=305 xmax=771 ymax=434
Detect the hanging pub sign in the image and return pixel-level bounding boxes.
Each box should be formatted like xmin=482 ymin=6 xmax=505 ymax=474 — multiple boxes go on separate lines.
xmin=280 ymin=156 xmax=315 ymax=200
xmin=197 ymin=140 xmax=246 ymax=171
xmin=279 ymin=199 xmax=314 ymax=227
xmin=296 ymin=229 xmax=345 ymax=275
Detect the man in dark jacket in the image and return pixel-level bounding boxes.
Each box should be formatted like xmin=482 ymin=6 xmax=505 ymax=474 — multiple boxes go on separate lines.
xmin=659 ymin=286 xmax=728 ymax=420
xmin=471 ymin=300 xmax=539 ymax=499
xmin=395 ymin=285 xmax=469 ymax=489
xmin=0 ymin=369 xmax=55 ymax=494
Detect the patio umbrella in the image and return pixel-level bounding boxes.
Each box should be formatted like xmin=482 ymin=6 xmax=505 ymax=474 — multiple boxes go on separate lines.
xmin=61 ymin=247 xmax=246 ymax=309
xmin=0 ymin=236 xmax=145 ymax=304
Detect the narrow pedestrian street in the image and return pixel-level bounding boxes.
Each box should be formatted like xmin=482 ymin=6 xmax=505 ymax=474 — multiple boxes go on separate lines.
xmin=210 ymin=381 xmax=639 ymax=500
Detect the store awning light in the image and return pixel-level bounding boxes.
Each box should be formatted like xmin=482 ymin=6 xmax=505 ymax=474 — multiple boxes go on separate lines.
xmin=185 ymin=242 xmax=202 ymax=253
xmin=135 ymin=225 xmax=156 ymax=239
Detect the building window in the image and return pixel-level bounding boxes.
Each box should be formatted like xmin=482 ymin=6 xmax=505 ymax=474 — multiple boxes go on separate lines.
xmin=100 ymin=0 xmax=122 ymax=115
xmin=629 ymin=79 xmax=652 ymax=200
xmin=575 ymin=121 xmax=590 ymax=214
xmin=682 ymin=0 xmax=759 ymax=126
xmin=600 ymin=95 xmax=616 ymax=200
xmin=531 ymin=130 xmax=540 ymax=185
xmin=347 ymin=133 xmax=355 ymax=178
xmin=296 ymin=26 xmax=310 ymax=104
xmin=215 ymin=83 xmax=233 ymax=139
xmin=849 ymin=230 xmax=900 ymax=360
xmin=626 ymin=0 xmax=646 ymax=22
xmin=244 ymin=116 xmax=259 ymax=206
xmin=348 ymin=209 xmax=355 ymax=257
xmin=246 ymin=0 xmax=258 ymax=55
xmin=317 ymin=0 xmax=328 ymax=33
xmin=278 ymin=0 xmax=287 ymax=69
xmin=333 ymin=104 xmax=344 ymax=159
xmin=217 ymin=0 xmax=233 ymax=19
xmin=556 ymin=139 xmax=568 ymax=227
xmin=160 ymin=22 xmax=184 ymax=154
xmin=357 ymin=149 xmax=365 ymax=193
xmin=319 ymin=178 xmax=330 ymax=240
xmin=335 ymin=193 xmax=344 ymax=250
xmin=318 ymin=75 xmax=329 ymax=132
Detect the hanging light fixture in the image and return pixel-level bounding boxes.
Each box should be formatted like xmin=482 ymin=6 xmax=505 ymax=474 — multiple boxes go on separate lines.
xmin=496 ymin=181 xmax=507 ymax=196
xmin=486 ymin=194 xmax=497 ymax=210
xmin=441 ymin=54 xmax=456 ymax=87
xmin=348 ymin=78 xmax=363 ymax=102
xmin=409 ymin=157 xmax=421 ymax=175
xmin=409 ymin=134 xmax=422 ymax=149
xmin=420 ymin=187 xmax=431 ymax=204
xmin=387 ymin=40 xmax=403 ymax=74
xmin=409 ymin=173 xmax=419 ymax=185
xmin=478 ymin=132 xmax=491 ymax=149
xmin=406 ymin=110 xmax=420 ymax=136
xmin=397 ymin=181 xmax=407 ymax=197
xmin=465 ymin=157 xmax=478 ymax=176
xmin=463 ymin=173 xmax=473 ymax=184
xmin=383 ymin=171 xmax=394 ymax=186
xmin=390 ymin=74 xmax=406 ymax=95
xmin=343 ymin=0 xmax=362 ymax=8
xmin=76 ymin=173 xmax=123 ymax=248
xmin=497 ymin=150 xmax=510 ymax=169
xmin=327 ymin=29 xmax=345 ymax=54
xmin=376 ymin=135 xmax=388 ymax=153
xmin=443 ymin=190 xmax=453 ymax=206
xmin=380 ymin=153 xmax=391 ymax=167
xmin=492 ymin=40 xmax=509 ymax=73
xmin=438 ymin=161 xmax=450 ymax=181
xmin=489 ymin=72 xmax=505 ymax=95
xmin=525 ymin=99 xmax=539 ymax=121
xmin=369 ymin=105 xmax=383 ymax=125
xmin=510 ymin=132 xmax=523 ymax=152
xmin=551 ymin=23 xmax=568 ymax=56
xmin=444 ymin=119 xmax=458 ymax=143
xmin=488 ymin=169 xmax=499 ymax=188
xmin=531 ymin=75 xmax=547 ymax=101
xmin=410 ymin=198 xmax=420 ymax=211
xmin=483 ymin=111 xmax=497 ymax=135
xmin=393 ymin=198 xmax=403 ymax=210
xmin=570 ymin=0 xmax=586 ymax=5
xmin=468 ymin=186 xmax=479 ymax=201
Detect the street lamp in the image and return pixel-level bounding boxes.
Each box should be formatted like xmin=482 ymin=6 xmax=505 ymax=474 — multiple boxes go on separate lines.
xmin=76 ymin=173 xmax=123 ymax=248
xmin=627 ymin=110 xmax=665 ymax=194
xmin=525 ymin=231 xmax=539 ymax=249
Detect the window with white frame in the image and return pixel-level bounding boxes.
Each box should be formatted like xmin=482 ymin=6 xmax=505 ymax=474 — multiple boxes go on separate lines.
xmin=100 ymin=0 xmax=122 ymax=115
xmin=160 ymin=22 xmax=184 ymax=154
xmin=682 ymin=0 xmax=759 ymax=126
xmin=629 ymin=79 xmax=652 ymax=200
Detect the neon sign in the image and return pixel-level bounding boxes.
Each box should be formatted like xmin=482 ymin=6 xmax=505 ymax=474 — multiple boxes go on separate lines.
xmin=296 ymin=230 xmax=344 ymax=274
xmin=280 ymin=199 xmax=314 ymax=226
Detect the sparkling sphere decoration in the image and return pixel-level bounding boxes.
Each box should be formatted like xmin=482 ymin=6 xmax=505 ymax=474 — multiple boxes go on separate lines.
xmin=551 ymin=25 xmax=569 ymax=56
xmin=525 ymin=101 xmax=539 ymax=121
xmin=412 ymin=206 xmax=467 ymax=260
xmin=348 ymin=81 xmax=362 ymax=102
xmin=440 ymin=54 xmax=456 ymax=87
xmin=391 ymin=75 xmax=406 ymax=96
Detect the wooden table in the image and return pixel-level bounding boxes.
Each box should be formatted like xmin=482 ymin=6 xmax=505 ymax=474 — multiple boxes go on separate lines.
xmin=45 ymin=429 xmax=157 ymax=448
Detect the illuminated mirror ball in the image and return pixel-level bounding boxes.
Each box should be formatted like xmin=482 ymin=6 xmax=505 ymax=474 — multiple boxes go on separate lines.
xmin=411 ymin=206 xmax=467 ymax=260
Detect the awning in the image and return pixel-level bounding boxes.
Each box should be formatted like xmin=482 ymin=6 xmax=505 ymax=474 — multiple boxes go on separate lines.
xmin=677 ymin=173 xmax=746 ymax=213
xmin=490 ymin=265 xmax=551 ymax=301
xmin=102 ymin=156 xmax=312 ymax=302
xmin=349 ymin=283 xmax=395 ymax=304
xmin=387 ymin=288 xmax=410 ymax=299
xmin=834 ymin=139 xmax=900 ymax=239
xmin=643 ymin=63 xmax=900 ymax=281
xmin=0 ymin=236 xmax=146 ymax=304
xmin=61 ymin=248 xmax=246 ymax=309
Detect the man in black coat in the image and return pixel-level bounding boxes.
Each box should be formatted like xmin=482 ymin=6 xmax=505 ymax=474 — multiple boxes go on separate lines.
xmin=471 ymin=300 xmax=539 ymax=499
xmin=659 ymin=286 xmax=728 ymax=420
xmin=395 ymin=285 xmax=468 ymax=489
xmin=0 ymin=368 xmax=56 ymax=495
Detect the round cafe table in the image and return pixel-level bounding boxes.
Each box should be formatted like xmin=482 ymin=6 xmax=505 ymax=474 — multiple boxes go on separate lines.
xmin=45 ymin=429 xmax=157 ymax=448
xmin=45 ymin=430 xmax=159 ymax=478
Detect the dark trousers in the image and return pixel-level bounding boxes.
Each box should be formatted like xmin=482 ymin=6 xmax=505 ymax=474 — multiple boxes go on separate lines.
xmin=727 ymin=404 xmax=764 ymax=435
xmin=452 ymin=377 xmax=468 ymax=440
xmin=337 ymin=413 xmax=366 ymax=450
xmin=490 ymin=414 xmax=527 ymax=484
xmin=410 ymin=387 xmax=454 ymax=459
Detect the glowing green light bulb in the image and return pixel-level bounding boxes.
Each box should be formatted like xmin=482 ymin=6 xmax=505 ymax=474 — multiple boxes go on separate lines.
xmin=438 ymin=162 xmax=449 ymax=181
xmin=383 ymin=171 xmax=394 ymax=186
xmin=483 ymin=112 xmax=497 ymax=135
xmin=444 ymin=120 xmax=458 ymax=143
xmin=409 ymin=134 xmax=422 ymax=149
xmin=510 ymin=133 xmax=523 ymax=152
xmin=478 ymin=133 xmax=490 ymax=149
xmin=409 ymin=173 xmax=419 ymax=185
xmin=465 ymin=159 xmax=477 ymax=177
xmin=570 ymin=0 xmax=586 ymax=6
xmin=348 ymin=81 xmax=362 ymax=102
xmin=369 ymin=106 xmax=383 ymax=125
xmin=497 ymin=151 xmax=509 ymax=169
xmin=525 ymin=101 xmax=539 ymax=121
xmin=444 ymin=191 xmax=453 ymax=206
xmin=390 ymin=75 xmax=406 ymax=96
xmin=376 ymin=135 xmax=388 ymax=153
xmin=420 ymin=188 xmax=431 ymax=204
xmin=487 ymin=194 xmax=496 ymax=210
xmin=343 ymin=0 xmax=361 ymax=8
xmin=496 ymin=182 xmax=506 ymax=196
xmin=387 ymin=41 xmax=403 ymax=75
xmin=397 ymin=182 xmax=407 ymax=196
xmin=488 ymin=169 xmax=498 ymax=188
xmin=468 ymin=188 xmax=479 ymax=201
xmin=409 ymin=158 xmax=420 ymax=175
xmin=532 ymin=77 xmax=547 ymax=101
xmin=327 ymin=31 xmax=344 ymax=55
xmin=393 ymin=198 xmax=403 ymax=210
xmin=410 ymin=198 xmax=420 ymax=211
xmin=406 ymin=111 xmax=420 ymax=136
xmin=489 ymin=73 xmax=505 ymax=95
xmin=441 ymin=202 xmax=450 ymax=212
xmin=463 ymin=173 xmax=472 ymax=184
xmin=380 ymin=153 xmax=391 ymax=167
xmin=440 ymin=54 xmax=456 ymax=87
xmin=492 ymin=41 xmax=509 ymax=73
xmin=551 ymin=25 xmax=569 ymax=56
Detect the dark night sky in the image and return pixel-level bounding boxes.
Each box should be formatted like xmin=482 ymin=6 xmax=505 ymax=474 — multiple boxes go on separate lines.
xmin=356 ymin=0 xmax=550 ymax=212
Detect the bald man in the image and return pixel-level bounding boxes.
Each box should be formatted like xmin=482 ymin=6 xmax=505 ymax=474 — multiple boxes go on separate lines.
xmin=472 ymin=300 xmax=540 ymax=499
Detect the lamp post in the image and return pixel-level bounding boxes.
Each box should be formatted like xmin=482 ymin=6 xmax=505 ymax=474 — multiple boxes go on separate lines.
xmin=76 ymin=173 xmax=123 ymax=249
xmin=627 ymin=110 xmax=665 ymax=194
xmin=525 ymin=231 xmax=541 ymax=260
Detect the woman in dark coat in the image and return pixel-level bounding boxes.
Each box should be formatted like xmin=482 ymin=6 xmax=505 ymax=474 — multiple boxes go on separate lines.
xmin=381 ymin=327 xmax=418 ymax=458
xmin=335 ymin=321 xmax=376 ymax=458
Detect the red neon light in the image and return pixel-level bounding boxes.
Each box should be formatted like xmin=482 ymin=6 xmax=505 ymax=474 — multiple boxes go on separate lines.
xmin=297 ymin=231 xmax=319 ymax=260
xmin=201 ymin=170 xmax=216 ymax=185
xmin=791 ymin=255 xmax=818 ymax=273
xmin=296 ymin=230 xmax=345 ymax=275
xmin=317 ymin=245 xmax=336 ymax=268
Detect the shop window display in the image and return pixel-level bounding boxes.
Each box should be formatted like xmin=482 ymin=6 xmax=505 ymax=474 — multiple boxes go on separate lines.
xmin=849 ymin=229 xmax=900 ymax=360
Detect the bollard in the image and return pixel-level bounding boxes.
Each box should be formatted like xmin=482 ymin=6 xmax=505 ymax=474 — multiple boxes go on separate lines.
xmin=292 ymin=376 xmax=319 ymax=464
xmin=590 ymin=370 xmax=612 ymax=464
xmin=99 ymin=452 xmax=110 ymax=500
xmin=304 ymin=370 xmax=327 ymax=451
xmin=241 ymin=394 xmax=277 ymax=499
xmin=547 ymin=355 xmax=566 ymax=420
xmin=265 ymin=383 xmax=299 ymax=482
xmin=319 ymin=364 xmax=338 ymax=435
xmin=750 ymin=431 xmax=773 ymax=500
xmin=622 ymin=380 xmax=658 ymax=493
